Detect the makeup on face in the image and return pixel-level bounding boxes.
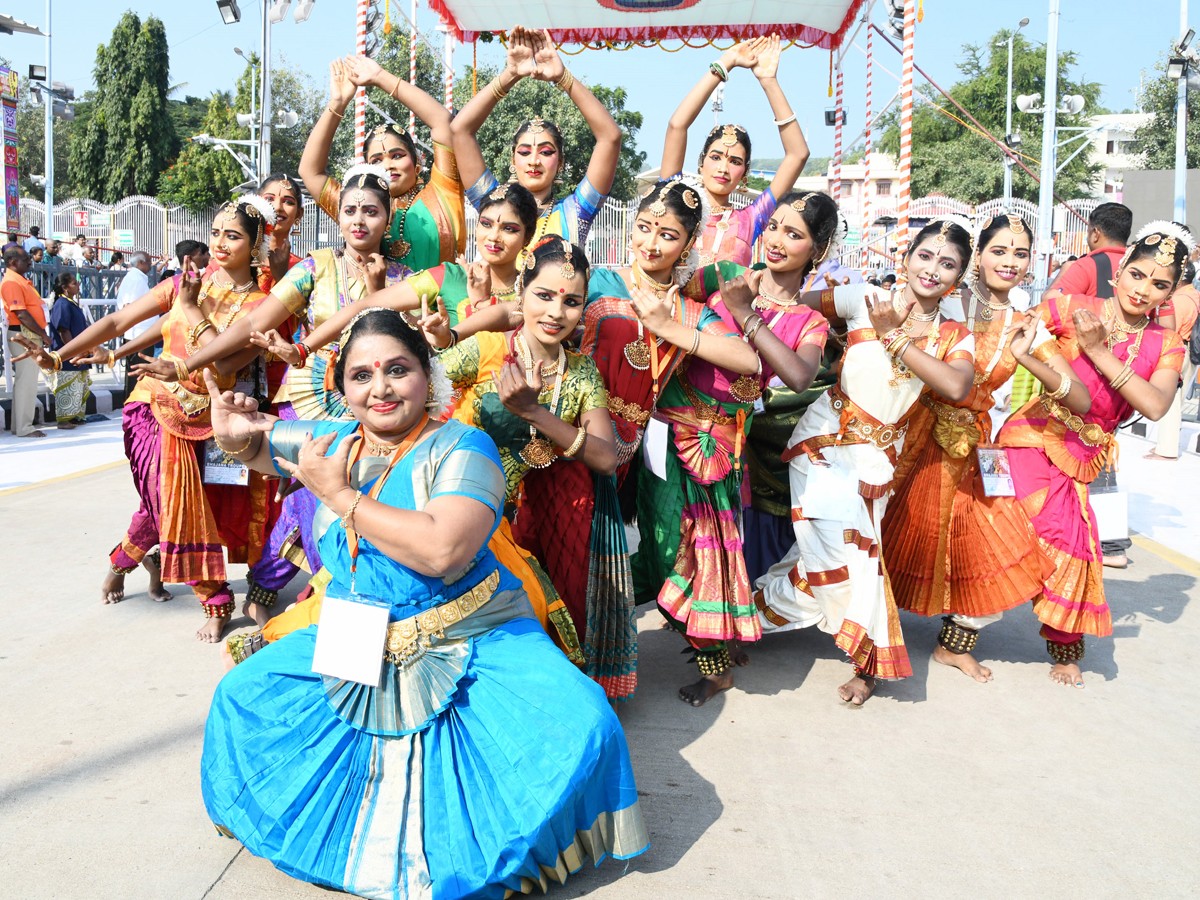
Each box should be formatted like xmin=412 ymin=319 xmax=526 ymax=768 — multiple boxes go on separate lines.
xmin=520 ymin=269 xmax=586 ymax=348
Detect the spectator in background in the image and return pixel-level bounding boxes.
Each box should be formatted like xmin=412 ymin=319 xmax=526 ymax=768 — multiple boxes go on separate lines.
xmin=3 ymin=232 xmax=19 ymax=254
xmin=29 ymin=246 xmax=45 ymax=264
xmin=61 ymin=233 xmax=88 ymax=264
xmin=158 ymin=239 xmax=210 ymax=279
xmin=47 ymin=270 xmax=92 ymax=430
xmin=1044 ymin=202 xmax=1132 ymax=300
xmin=880 ymin=272 xmax=897 ymax=290
xmin=107 ymin=251 xmax=126 ymax=270
xmin=43 ymin=240 xmax=64 ymax=266
xmin=2 ymin=247 xmax=51 ymax=438
xmin=114 ymin=252 xmax=157 ymax=397
xmin=77 ymin=246 xmax=98 ymax=267
xmin=22 ymin=226 xmax=45 ymax=255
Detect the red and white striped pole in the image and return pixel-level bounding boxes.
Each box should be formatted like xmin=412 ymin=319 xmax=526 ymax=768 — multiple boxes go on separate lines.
xmin=831 ymin=62 xmax=844 ymax=202
xmin=862 ymin=20 xmax=873 ymax=264
xmin=354 ymin=0 xmax=368 ymax=160
xmin=896 ymin=0 xmax=917 ymax=257
xmin=442 ymin=26 xmax=454 ymax=111
xmin=409 ymin=0 xmax=418 ymax=131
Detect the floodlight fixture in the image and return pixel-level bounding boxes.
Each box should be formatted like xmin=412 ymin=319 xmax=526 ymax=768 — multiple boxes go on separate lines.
xmin=28 ymin=64 xmax=47 ymax=81
xmin=1168 ymin=56 xmax=1189 ymax=80
xmin=216 ymin=0 xmax=241 ymax=25
xmin=268 ymin=0 xmax=291 ymax=24
xmin=294 ymin=0 xmax=316 ymax=22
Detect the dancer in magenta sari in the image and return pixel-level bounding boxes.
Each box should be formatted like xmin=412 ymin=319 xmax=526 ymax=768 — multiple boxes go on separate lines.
xmin=998 ymin=222 xmax=1190 ymax=687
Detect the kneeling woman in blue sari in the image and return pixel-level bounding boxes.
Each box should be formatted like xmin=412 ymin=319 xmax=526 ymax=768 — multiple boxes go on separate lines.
xmin=199 ymin=308 xmax=647 ymax=899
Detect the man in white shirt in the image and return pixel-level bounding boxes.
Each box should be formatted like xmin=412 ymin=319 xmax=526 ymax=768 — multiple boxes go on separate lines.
xmin=116 ymin=252 xmax=154 ymax=339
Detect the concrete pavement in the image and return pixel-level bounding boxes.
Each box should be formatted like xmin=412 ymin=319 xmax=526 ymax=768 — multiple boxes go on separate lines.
xmin=1 ymin=430 xmax=1198 ymax=899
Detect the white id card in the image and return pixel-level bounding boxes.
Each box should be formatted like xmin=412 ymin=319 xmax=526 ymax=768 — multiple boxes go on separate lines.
xmin=201 ymin=439 xmax=250 ymax=485
xmin=642 ymin=415 xmax=671 ymax=481
xmin=799 ymin=462 xmax=858 ymax=521
xmin=311 ymin=592 xmax=390 ymax=687
xmin=977 ymin=447 xmax=1015 ymax=497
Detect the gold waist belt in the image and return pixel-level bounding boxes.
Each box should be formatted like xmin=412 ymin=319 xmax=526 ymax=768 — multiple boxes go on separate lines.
xmin=1040 ymin=395 xmax=1109 ymax=448
xmin=921 ymin=393 xmax=976 ymax=426
xmin=608 ymin=396 xmax=651 ymax=426
xmin=384 ymin=569 xmax=500 ymax=667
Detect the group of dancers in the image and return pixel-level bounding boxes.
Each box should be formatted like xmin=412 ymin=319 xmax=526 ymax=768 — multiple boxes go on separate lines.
xmin=16 ymin=32 xmax=1190 ymax=900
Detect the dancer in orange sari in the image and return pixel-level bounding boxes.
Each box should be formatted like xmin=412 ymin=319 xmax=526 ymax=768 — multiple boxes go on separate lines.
xmin=998 ymin=222 xmax=1189 ymax=687
xmin=882 ymin=214 xmax=1089 ymax=681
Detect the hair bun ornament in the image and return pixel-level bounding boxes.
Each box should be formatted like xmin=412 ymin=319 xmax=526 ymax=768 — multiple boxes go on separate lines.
xmin=342 ymin=162 xmax=391 ymax=191
xmin=1134 ymin=220 xmax=1197 ymax=255
xmin=234 ymin=193 xmax=279 ymax=227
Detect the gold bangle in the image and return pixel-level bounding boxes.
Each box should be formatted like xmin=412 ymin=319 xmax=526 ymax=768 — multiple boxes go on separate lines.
xmin=556 ymin=68 xmax=574 ymax=93
xmin=341 ymin=490 xmax=363 ymax=531
xmin=106 ymin=347 xmax=117 ymax=367
xmin=214 ymin=433 xmax=253 ymax=456
xmin=189 ymin=318 xmax=214 ymax=345
xmin=743 ymin=314 xmax=766 ymax=343
xmin=1047 ymin=371 xmax=1072 ymax=400
xmin=562 ymin=426 xmax=588 ymax=458
xmin=688 ymin=329 xmax=702 ymax=355
xmin=47 ymin=350 xmax=63 ymax=371
xmin=390 ymin=75 xmax=404 ymax=100
xmin=174 ymin=358 xmax=190 ymax=382
xmin=1109 ymin=366 xmax=1134 ymax=391
xmin=887 ymin=335 xmax=913 ymax=359
xmin=491 ymin=77 xmax=510 ymax=101
xmin=326 ymin=104 xmax=344 ymax=119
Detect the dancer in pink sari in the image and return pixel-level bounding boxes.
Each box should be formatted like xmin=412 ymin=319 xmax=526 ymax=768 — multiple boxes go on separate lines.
xmin=998 ymin=222 xmax=1190 ymax=687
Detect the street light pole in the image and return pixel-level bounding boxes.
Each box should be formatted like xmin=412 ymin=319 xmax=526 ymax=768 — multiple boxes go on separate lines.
xmin=43 ymin=0 xmax=53 ymax=234
xmin=1175 ymin=0 xmax=1189 ymax=224
xmin=235 ymin=48 xmax=259 ymax=179
xmin=1002 ymin=17 xmax=1029 ymax=208
xmin=1035 ymin=0 xmax=1061 ymax=288
xmin=259 ymin=3 xmax=273 ymax=179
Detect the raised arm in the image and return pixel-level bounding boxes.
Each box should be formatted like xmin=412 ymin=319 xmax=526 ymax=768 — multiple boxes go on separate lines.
xmin=450 ymin=28 xmax=535 ymax=188
xmin=528 ymin=29 xmax=622 ymax=195
xmin=660 ymin=38 xmax=766 ymax=177
xmin=342 ymin=54 xmax=452 ymax=147
xmin=16 ymin=287 xmax=168 ymax=367
xmin=752 ymin=35 xmax=810 ymax=199
xmin=717 ymin=269 xmax=823 ymax=392
xmin=296 ymin=281 xmax=422 ymax=354
xmin=632 ymin=285 xmax=758 ymax=375
xmin=1075 ymin=308 xmax=1179 ymax=420
xmin=299 ymin=59 xmax=358 ymax=205
xmin=869 ymin=295 xmax=974 ymax=401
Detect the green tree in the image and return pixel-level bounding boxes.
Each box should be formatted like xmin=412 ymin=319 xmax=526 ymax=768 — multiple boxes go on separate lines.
xmin=879 ymin=30 xmax=1104 ymax=203
xmin=68 ymin=12 xmax=176 ymax=201
xmin=265 ymin=54 xmax=326 ymax=180
xmin=1131 ymin=58 xmax=1200 ymax=169
xmin=13 ymin=76 xmax=75 ymax=201
xmin=157 ymin=91 xmax=246 ymax=210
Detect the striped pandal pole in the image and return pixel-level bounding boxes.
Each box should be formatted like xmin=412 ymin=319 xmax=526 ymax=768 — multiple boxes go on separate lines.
xmin=895 ymin=0 xmax=917 ymax=256
xmin=443 ymin=27 xmax=454 ymax=110
xmin=831 ymin=60 xmax=844 ymax=202
xmin=355 ymin=0 xmax=369 ymax=160
xmin=409 ymin=0 xmax=418 ymax=131
xmin=862 ymin=20 xmax=873 ymax=267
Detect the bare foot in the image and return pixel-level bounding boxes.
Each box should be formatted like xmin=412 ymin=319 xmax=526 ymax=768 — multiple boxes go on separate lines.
xmin=933 ymin=644 xmax=993 ymax=682
xmin=101 ymin=568 xmax=125 ymax=604
xmin=243 ymin=599 xmax=271 ymax=629
xmin=728 ymin=639 xmax=751 ymax=667
xmin=678 ymin=671 xmax=733 ymax=707
xmin=1143 ymin=451 xmax=1177 ymax=461
xmin=837 ymin=673 xmax=876 ymax=706
xmin=1049 ymin=662 xmax=1085 ymax=688
xmin=142 ymin=552 xmax=172 ymax=603
xmin=57 ymin=422 xmax=77 ymax=430
xmin=197 ymin=616 xmax=231 ymax=643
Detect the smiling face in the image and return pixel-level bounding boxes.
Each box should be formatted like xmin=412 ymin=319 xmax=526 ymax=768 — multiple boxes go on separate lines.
xmin=1114 ymin=256 xmax=1176 ymax=321
xmin=631 ymin=209 xmax=690 ymax=280
xmin=699 ymin=140 xmax=748 ymax=199
xmin=208 ymin=212 xmax=252 ymax=273
xmin=905 ymin=236 xmax=967 ymax=302
xmin=519 ymin=264 xmax=587 ymax=352
xmin=341 ymin=331 xmax=430 ymax=440
xmin=475 ymin=202 xmax=529 ymax=267
xmin=977 ymin=227 xmax=1032 ymax=295
xmin=260 ymin=180 xmax=302 ymax=233
xmin=338 ymin=189 xmax=390 ymax=256
xmin=366 ymin=134 xmax=419 ymax=197
xmin=511 ymin=131 xmax=561 ymax=197
xmin=762 ymin=206 xmax=817 ymax=274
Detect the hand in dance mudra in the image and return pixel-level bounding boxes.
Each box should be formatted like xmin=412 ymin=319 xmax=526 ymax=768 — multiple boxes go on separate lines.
xmin=715 ymin=267 xmax=764 ymax=319
xmin=417 ymin=295 xmax=454 ymax=350
xmin=327 ymin=57 xmax=355 ymax=107
xmin=250 ymin=329 xmax=301 ymax=365
xmin=867 ymin=287 xmax=914 ymax=333
xmin=750 ymin=33 xmax=781 ymax=80
xmin=1005 ymin=312 xmax=1040 ymax=359
xmin=205 ymin=369 xmax=274 ymax=450
xmin=464 ymin=257 xmax=492 ymax=306
xmin=1072 ymin=308 xmax=1109 ymax=359
xmin=505 ymin=25 xmax=540 ymax=78
xmin=9 ymin=334 xmax=54 ymax=370
xmin=629 ymin=282 xmax=682 ymax=337
xmin=493 ymin=359 xmax=546 ymax=419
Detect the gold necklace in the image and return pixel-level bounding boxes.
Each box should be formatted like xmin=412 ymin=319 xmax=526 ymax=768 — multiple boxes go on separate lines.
xmin=364 ymin=436 xmax=398 ymax=456
xmin=388 ymin=183 xmax=422 ymax=260
xmin=624 ymin=264 xmax=675 ymax=370
xmin=753 ymin=278 xmax=803 ymax=311
xmin=970 ymin=282 xmax=1011 ymax=322
xmin=1102 ymin=298 xmax=1149 ymax=350
xmin=513 ymin=331 xmax=566 ymax=468
xmin=890 ymin=309 xmax=943 ymax=386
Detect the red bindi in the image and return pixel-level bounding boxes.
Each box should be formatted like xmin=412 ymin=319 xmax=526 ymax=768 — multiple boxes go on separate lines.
xmin=373 ymin=360 xmax=381 ymax=368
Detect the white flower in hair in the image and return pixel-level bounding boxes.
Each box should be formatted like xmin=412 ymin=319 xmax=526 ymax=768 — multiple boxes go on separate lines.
xmin=426 ymin=357 xmax=454 ymax=418
xmin=234 ymin=193 xmax=279 ymax=227
xmin=342 ymin=162 xmax=391 ymax=188
xmin=1134 ymin=220 xmax=1197 ymax=254
xmin=673 ymin=174 xmax=712 ymax=287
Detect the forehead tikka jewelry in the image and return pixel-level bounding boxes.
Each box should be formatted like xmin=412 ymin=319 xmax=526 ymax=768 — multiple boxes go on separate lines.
xmin=648 ymin=185 xmax=671 ymax=217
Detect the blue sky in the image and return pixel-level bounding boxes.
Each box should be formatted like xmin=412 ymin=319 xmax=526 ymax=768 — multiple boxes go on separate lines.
xmin=1 ymin=1 xmax=1180 ymax=169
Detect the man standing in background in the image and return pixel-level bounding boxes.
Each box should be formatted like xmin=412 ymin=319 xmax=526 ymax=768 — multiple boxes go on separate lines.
xmin=2 ymin=247 xmax=51 ymax=438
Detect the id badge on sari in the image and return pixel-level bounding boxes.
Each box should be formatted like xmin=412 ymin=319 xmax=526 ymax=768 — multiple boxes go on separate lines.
xmin=311 ymin=589 xmax=390 ymax=687
xmin=642 ymin=415 xmax=671 ymax=481
xmin=800 ymin=461 xmax=857 ymax=521
xmin=976 ymin=447 xmax=1015 ymax=497
xmin=201 ymin=439 xmax=250 ymax=485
